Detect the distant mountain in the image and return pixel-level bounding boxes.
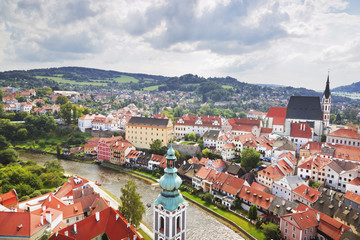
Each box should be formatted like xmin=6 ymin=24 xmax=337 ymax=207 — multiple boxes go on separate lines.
xmin=332 ymin=81 xmax=360 ymax=93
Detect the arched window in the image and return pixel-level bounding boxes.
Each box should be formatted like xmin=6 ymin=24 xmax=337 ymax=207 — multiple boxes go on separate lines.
xmin=160 ymin=216 xmax=164 ymax=233
xmin=176 ymin=216 xmax=181 ymax=233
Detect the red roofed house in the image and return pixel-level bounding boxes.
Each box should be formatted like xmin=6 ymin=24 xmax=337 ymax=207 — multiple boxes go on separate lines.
xmin=264 ymin=107 xmax=287 ymax=134
xmin=280 ymin=210 xmax=318 ymax=240
xmin=346 ymin=177 xmax=360 ymax=194
xmin=2 ymin=96 xmax=18 ymax=104
xmin=247 ymin=110 xmax=266 ymax=120
xmin=289 ymin=123 xmax=313 ymax=152
xmin=297 ymin=155 xmax=332 ymax=184
xmin=125 ymin=150 xmax=140 ymax=166
xmin=0 ymin=189 xmax=18 ymax=209
xmin=223 ymin=118 xmax=262 ymax=138
xmin=0 ymin=212 xmax=50 ymax=239
xmin=192 ymin=166 xmax=212 ymax=189
xmin=49 ymin=207 xmax=143 ymax=240
xmin=327 ymin=128 xmax=360 ymax=148
xmin=78 ymin=113 xmax=106 ymax=132
xmin=205 ymin=159 xmax=227 ymax=172
xmin=238 ymin=186 xmax=275 ymax=213
xmin=148 ymin=154 xmax=167 ymax=170
xmin=97 ymin=136 xmax=123 ymax=162
xmin=174 ymin=114 xmax=223 ymax=138
xmin=257 ymin=160 xmax=294 ymax=189
xmin=299 ymin=141 xmax=323 ymax=159
xmin=344 ymin=191 xmax=360 ymax=211
xmin=110 ymin=140 xmax=135 ymax=165
xmin=54 ymin=176 xmax=90 ymax=205
xmin=292 ymin=184 xmax=321 ymax=206
xmin=219 ymin=175 xmax=246 ymax=207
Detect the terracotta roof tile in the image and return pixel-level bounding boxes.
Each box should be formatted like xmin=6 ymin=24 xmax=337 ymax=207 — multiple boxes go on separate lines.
xmin=266 ymin=107 xmax=287 ymax=125
xmin=328 ymin=129 xmax=360 ymax=140
xmin=293 ymin=184 xmax=321 ymax=203
xmin=291 ymin=123 xmax=312 ymax=139
xmin=238 ymin=186 xmax=274 ymax=210
xmin=344 ymin=191 xmax=360 ymax=205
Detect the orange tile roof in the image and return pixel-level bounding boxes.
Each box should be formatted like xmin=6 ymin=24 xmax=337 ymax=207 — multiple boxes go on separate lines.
xmin=151 ymin=154 xmax=166 ymax=163
xmin=266 ymin=107 xmax=287 ymax=125
xmin=328 ymin=129 xmax=360 ymax=139
xmin=260 ymin=128 xmax=273 ymax=134
xmin=250 ymin=182 xmax=267 ymax=192
xmin=348 ymin=177 xmax=360 ymax=186
xmin=293 ymin=184 xmax=321 ymax=203
xmin=175 ymin=115 xmax=222 ymax=127
xmin=223 ymin=142 xmax=236 ymax=149
xmin=258 ymin=165 xmax=285 ymax=180
xmin=61 ymin=202 xmax=84 ymax=219
xmin=111 ymin=140 xmax=133 ymax=151
xmin=228 ymin=118 xmax=261 ymax=129
xmin=0 ymin=212 xmax=48 ymax=237
xmin=212 ymin=172 xmax=229 ymax=190
xmin=333 ymin=144 xmax=360 ymax=162
xmin=277 ymin=159 xmax=294 ymax=174
xmin=278 ymin=152 xmax=297 ymax=166
xmin=0 ymin=189 xmax=18 ymax=207
xmin=195 ymin=166 xmax=212 ymax=179
xmin=188 ymin=157 xmax=199 ymax=164
xmin=297 ymin=158 xmax=312 ymax=170
xmin=126 ymin=150 xmax=140 ymax=159
xmin=283 ymin=210 xmax=318 ymax=230
xmin=50 ymin=207 xmax=142 ymax=240
xmin=344 ymin=191 xmax=360 ymax=205
xmin=238 ymin=186 xmax=274 ymax=210
xmin=221 ymin=176 xmax=245 ymax=196
xmin=199 ymin=158 xmax=211 ymax=166
xmin=234 ymin=133 xmax=256 ymax=143
xmin=291 ymin=123 xmax=312 ymax=139
xmin=211 ymin=159 xmax=227 ymax=169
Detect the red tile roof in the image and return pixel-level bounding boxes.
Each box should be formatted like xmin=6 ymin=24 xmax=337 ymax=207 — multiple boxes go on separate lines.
xmin=234 ymin=133 xmax=256 ymax=144
xmin=266 ymin=107 xmax=287 ymax=125
xmin=211 ymin=159 xmax=227 ymax=169
xmin=278 ymin=152 xmax=297 ymax=166
xmin=0 ymin=212 xmax=48 ymax=237
xmin=348 ymin=177 xmax=360 ymax=186
xmin=250 ymin=182 xmax=267 ymax=192
xmin=293 ymin=184 xmax=321 ymax=203
xmin=238 ymin=186 xmax=274 ymax=210
xmin=283 ymin=210 xmax=318 ymax=230
xmin=221 ymin=176 xmax=245 ymax=196
xmin=297 ymin=158 xmax=312 ymax=170
xmin=291 ymin=123 xmax=312 ymax=139
xmin=111 ymin=140 xmax=133 ymax=151
xmin=260 ymin=128 xmax=273 ymax=134
xmin=0 ymin=189 xmax=18 ymax=208
xmin=175 ymin=115 xmax=222 ymax=128
xmin=344 ymin=191 xmax=360 ymax=205
xmin=195 ymin=166 xmax=212 ymax=179
xmin=228 ymin=118 xmax=260 ymax=132
xmin=188 ymin=157 xmax=199 ymax=164
xmin=333 ymin=144 xmax=360 ymax=162
xmin=258 ymin=165 xmax=285 ymax=180
xmin=199 ymin=158 xmax=211 ymax=166
xmin=50 ymin=207 xmax=142 ymax=240
xmin=277 ymin=159 xmax=294 ymax=174
xmin=126 ymin=150 xmax=140 ymax=159
xmin=328 ymin=129 xmax=360 ymax=140
xmin=223 ymin=142 xmax=236 ymax=149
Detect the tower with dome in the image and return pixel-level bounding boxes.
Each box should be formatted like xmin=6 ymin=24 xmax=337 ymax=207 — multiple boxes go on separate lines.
xmin=153 ymin=143 xmax=187 ymax=240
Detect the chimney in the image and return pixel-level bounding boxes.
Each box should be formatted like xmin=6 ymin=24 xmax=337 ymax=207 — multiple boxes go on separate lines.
xmin=74 ymin=223 xmax=77 ymax=233
xmin=56 ymin=232 xmax=58 ymax=237
xmin=339 ymin=201 xmax=342 ymax=207
xmin=316 ymin=212 xmax=320 ymax=222
xmin=300 ymin=124 xmax=302 ymax=130
xmin=282 ymin=199 xmax=286 ymax=206
xmin=57 ymin=204 xmax=60 ymax=209
xmin=46 ymin=210 xmax=52 ymax=224
xmin=65 ymin=231 xmax=68 ymax=236
xmin=42 ymin=206 xmax=46 ymax=212
xmin=49 ymin=196 xmax=51 ymax=202
xmin=95 ymin=211 xmax=100 ymax=222
xmin=133 ymin=235 xmax=137 ymax=240
xmin=116 ymin=142 xmax=118 ymax=146
xmin=116 ymin=214 xmax=119 ymax=221
xmin=122 ymin=142 xmax=124 ymax=147
xmin=40 ymin=215 xmax=44 ymax=225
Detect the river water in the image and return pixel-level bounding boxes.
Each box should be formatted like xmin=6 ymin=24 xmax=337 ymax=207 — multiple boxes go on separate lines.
xmin=19 ymin=152 xmax=243 ymax=240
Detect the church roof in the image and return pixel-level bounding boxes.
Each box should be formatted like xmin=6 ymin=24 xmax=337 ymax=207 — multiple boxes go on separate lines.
xmin=323 ymin=75 xmax=331 ymax=99
xmin=286 ymin=96 xmax=323 ymax=120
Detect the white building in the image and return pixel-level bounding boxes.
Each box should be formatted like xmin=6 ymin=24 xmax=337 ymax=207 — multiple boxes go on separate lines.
xmin=174 ymin=115 xmax=223 ymax=138
xmin=78 ymin=114 xmax=106 ymax=132
xmin=288 ymin=123 xmax=313 ymax=153
xmin=326 ymin=129 xmax=360 ymax=148
xmin=325 ymin=160 xmax=360 ymax=192
xmin=272 ymin=176 xmax=306 ymax=201
xmin=203 ymin=130 xmax=220 ymax=149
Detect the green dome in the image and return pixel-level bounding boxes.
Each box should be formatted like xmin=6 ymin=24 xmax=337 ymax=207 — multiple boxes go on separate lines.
xmin=159 ymin=170 xmax=182 ymax=191
xmin=154 ymin=191 xmax=185 ymax=212
xmin=166 ymin=145 xmax=176 ymax=160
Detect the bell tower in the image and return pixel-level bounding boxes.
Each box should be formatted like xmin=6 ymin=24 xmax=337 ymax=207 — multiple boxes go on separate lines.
xmin=154 ymin=143 xmax=187 ymax=240
xmin=322 ymin=73 xmax=331 ymax=129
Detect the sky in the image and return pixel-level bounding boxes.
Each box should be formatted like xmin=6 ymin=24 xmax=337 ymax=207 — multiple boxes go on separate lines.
xmin=1 ymin=0 xmax=360 ymax=91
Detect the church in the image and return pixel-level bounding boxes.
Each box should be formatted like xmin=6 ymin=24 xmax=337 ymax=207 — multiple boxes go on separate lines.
xmin=153 ymin=143 xmax=187 ymax=240
xmin=266 ymin=74 xmax=331 ymax=142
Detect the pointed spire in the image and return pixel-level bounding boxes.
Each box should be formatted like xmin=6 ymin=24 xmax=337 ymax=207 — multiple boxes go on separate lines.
xmin=323 ymin=72 xmax=331 ymax=99
xmin=166 ymin=138 xmax=176 ymax=168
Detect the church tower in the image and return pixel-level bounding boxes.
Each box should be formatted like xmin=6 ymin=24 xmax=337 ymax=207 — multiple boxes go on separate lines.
xmin=322 ymin=73 xmax=331 ymax=128
xmin=154 ymin=144 xmax=186 ymax=240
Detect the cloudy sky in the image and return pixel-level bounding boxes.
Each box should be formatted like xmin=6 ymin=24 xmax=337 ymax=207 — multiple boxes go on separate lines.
xmin=1 ymin=0 xmax=360 ymax=90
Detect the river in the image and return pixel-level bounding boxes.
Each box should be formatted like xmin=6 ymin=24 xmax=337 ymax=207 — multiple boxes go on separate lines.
xmin=19 ymin=152 xmax=243 ymax=240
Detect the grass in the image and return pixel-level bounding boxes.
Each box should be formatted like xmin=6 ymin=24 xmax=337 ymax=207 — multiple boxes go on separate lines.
xmin=180 ymin=142 xmax=196 ymax=145
xmin=113 ymin=75 xmax=139 ymax=83
xmin=181 ymin=192 xmax=265 ymax=240
xmin=35 ymin=76 xmax=106 ymax=86
xmin=222 ymin=85 xmax=234 ymax=89
xmin=143 ymin=84 xmax=165 ymax=91
xmin=138 ymin=229 xmax=152 ymax=240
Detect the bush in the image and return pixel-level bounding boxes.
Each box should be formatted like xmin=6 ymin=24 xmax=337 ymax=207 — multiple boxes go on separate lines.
xmin=29 ymin=190 xmax=42 ymax=198
xmin=19 ymin=195 xmax=30 ymax=202
xmin=40 ymin=189 xmax=53 ymax=194
xmin=218 ymin=204 xmax=228 ymax=211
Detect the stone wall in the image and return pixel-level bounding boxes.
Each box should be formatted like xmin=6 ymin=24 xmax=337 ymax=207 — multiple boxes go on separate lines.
xmin=170 ymin=143 xmax=201 ymax=156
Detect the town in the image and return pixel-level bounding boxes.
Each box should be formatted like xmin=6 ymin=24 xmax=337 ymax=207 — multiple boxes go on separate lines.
xmin=0 ymin=74 xmax=359 ymax=240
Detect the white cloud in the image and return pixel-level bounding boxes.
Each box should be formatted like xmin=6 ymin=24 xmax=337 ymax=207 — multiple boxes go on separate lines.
xmin=0 ymin=0 xmax=359 ymax=90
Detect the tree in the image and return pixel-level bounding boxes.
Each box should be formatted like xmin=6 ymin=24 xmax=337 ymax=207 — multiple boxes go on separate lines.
xmin=262 ymin=222 xmax=281 ymax=240
xmin=44 ymin=160 xmax=64 ymax=172
xmin=59 ymin=102 xmax=73 ymax=124
xmin=248 ymin=205 xmax=258 ymax=220
xmin=0 ymin=149 xmax=18 ymax=165
xmin=202 ymin=148 xmax=211 ymax=158
xmin=119 ymin=180 xmax=145 ymax=227
xmin=203 ymin=192 xmax=213 ymax=204
xmin=150 ymin=139 xmax=162 ymax=154
xmin=0 ymin=135 xmax=10 ymax=150
xmin=55 ymin=95 xmax=69 ymax=105
xmin=321 ymin=134 xmax=326 ymax=142
xmin=188 ymin=132 xmax=196 ymax=142
xmin=17 ymin=128 xmax=28 ymax=140
xmin=240 ymin=148 xmax=260 ymax=172
xmin=56 ymin=143 xmax=62 ymax=157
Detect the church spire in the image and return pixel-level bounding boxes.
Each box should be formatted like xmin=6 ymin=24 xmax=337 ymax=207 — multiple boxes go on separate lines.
xmin=323 ymin=72 xmax=331 ymax=99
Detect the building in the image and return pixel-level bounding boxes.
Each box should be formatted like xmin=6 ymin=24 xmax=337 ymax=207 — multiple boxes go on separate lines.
xmin=280 ymin=210 xmax=318 ymax=240
xmin=322 ymin=74 xmax=332 ymax=129
xmin=297 ymin=155 xmax=332 ymax=184
xmin=327 ymin=129 xmax=360 ymax=148
xmin=174 ymin=115 xmax=223 ymax=138
xmin=284 ymin=96 xmax=324 ymax=142
xmin=346 ymin=177 xmax=360 ymax=194
xmin=344 ymin=191 xmax=360 ymax=211
xmin=97 ymin=136 xmax=123 ymax=162
xmin=50 ymin=207 xmax=143 ymax=240
xmin=264 ymin=107 xmax=287 ymax=134
xmin=202 ymin=130 xmax=220 ymax=149
xmin=292 ymin=184 xmax=321 ymax=206
xmin=126 ymin=117 xmax=173 ymax=149
xmin=272 ymin=176 xmax=306 ymax=201
xmin=0 ymin=189 xmax=18 ymax=209
xmin=247 ymin=110 xmax=266 ymax=120
xmin=325 ymin=159 xmax=360 ymax=192
xmin=222 ymin=118 xmax=262 ymax=137
xmin=110 ymin=140 xmax=135 ymax=165
xmin=154 ymin=145 xmax=187 ymax=240
xmin=288 ymin=123 xmax=313 ymax=152
xmin=78 ymin=113 xmax=106 ymax=132
xmin=238 ymin=186 xmax=275 ymax=214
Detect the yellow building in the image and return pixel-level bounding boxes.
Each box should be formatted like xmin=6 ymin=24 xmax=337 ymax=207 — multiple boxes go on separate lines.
xmin=125 ymin=117 xmax=173 ymax=149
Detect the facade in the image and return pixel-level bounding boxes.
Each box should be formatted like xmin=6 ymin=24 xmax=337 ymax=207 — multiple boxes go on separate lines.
xmin=154 ymin=145 xmax=187 ymax=240
xmin=288 ymin=123 xmax=313 ymax=152
xmin=174 ymin=115 xmax=222 ymax=138
xmin=272 ymin=176 xmax=306 ymax=201
xmin=327 ymin=129 xmax=360 ymax=148
xmin=110 ymin=140 xmax=136 ymax=165
xmin=202 ymin=130 xmax=220 ymax=149
xmin=126 ymin=117 xmax=173 ymax=149
xmin=78 ymin=113 xmax=106 ymax=132
xmin=222 ymin=118 xmax=262 ymax=137
xmin=325 ymin=160 xmax=360 ymax=192
xmin=284 ymin=96 xmax=324 ymax=142
xmin=264 ymin=107 xmax=287 ymax=134
xmin=280 ymin=210 xmax=318 ymax=240
xmin=97 ymin=136 xmax=123 ymax=162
